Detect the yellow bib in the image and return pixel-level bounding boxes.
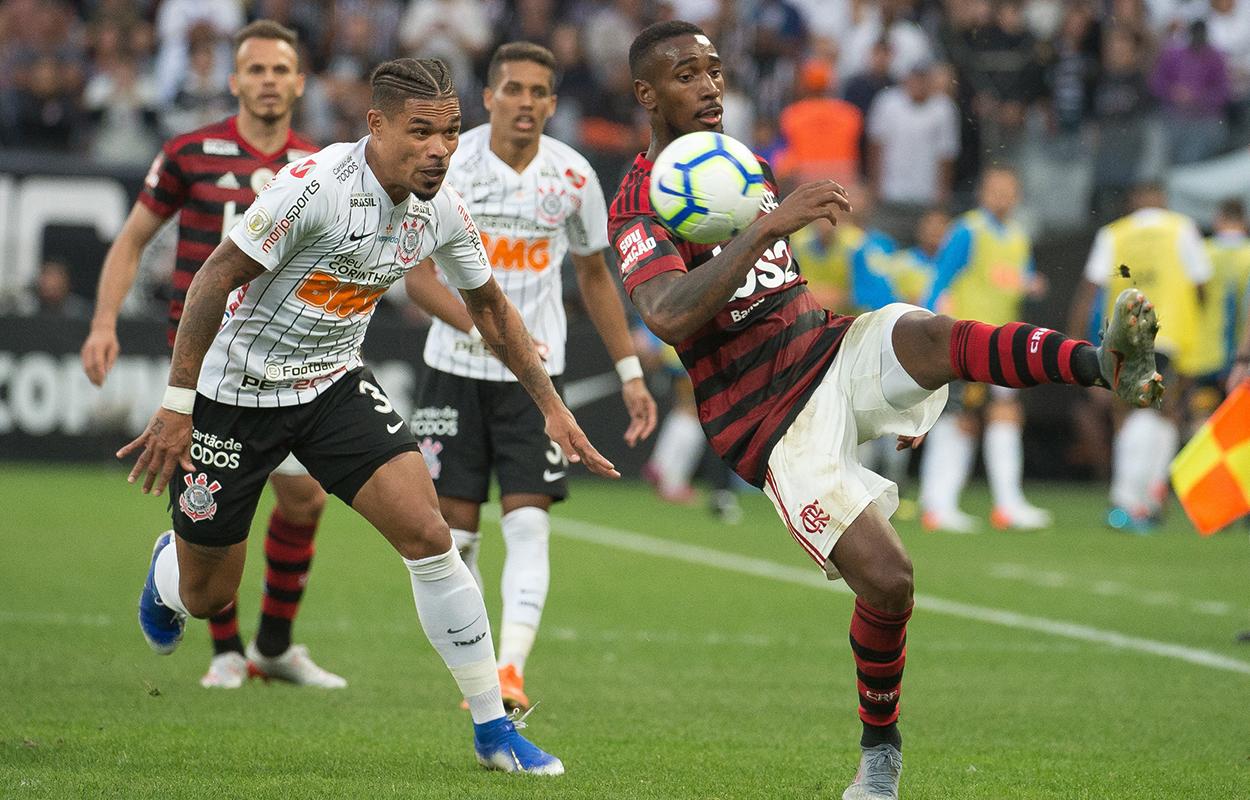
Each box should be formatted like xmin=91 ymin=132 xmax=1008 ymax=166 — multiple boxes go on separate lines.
xmin=1194 ymin=236 xmax=1250 ymax=374
xmin=1102 ymin=211 xmax=1202 ymax=374
xmin=947 ymin=210 xmax=1031 ymax=326
xmin=793 ymin=222 xmax=862 ymax=308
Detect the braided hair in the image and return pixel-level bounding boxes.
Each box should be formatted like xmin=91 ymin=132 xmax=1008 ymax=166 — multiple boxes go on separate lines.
xmin=370 ymin=58 xmax=456 ymax=115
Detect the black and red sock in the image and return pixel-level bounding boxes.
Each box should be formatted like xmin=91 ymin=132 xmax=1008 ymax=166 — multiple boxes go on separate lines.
xmin=208 ymin=599 xmax=243 ymax=656
xmin=254 ymin=510 xmax=316 ymax=658
xmin=850 ymin=597 xmax=911 ymax=750
xmin=950 ymin=320 xmax=1102 ymax=388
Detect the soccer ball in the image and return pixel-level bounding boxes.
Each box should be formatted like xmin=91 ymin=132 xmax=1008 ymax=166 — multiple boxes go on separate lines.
xmin=649 ymin=131 xmax=766 ymax=244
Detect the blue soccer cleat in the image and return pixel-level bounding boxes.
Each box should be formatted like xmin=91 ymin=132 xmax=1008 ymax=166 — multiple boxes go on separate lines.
xmin=138 ymin=531 xmax=186 ymax=655
xmin=473 ymin=711 xmax=564 ymax=775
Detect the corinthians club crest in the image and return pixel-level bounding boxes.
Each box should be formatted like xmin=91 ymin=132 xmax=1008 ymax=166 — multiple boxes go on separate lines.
xmin=179 ymin=473 xmax=222 ymax=522
xmin=398 ymin=217 xmax=425 ymax=264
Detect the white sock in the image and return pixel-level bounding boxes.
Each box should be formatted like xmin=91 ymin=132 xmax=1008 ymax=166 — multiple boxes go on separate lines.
xmin=498 ymin=507 xmax=549 ymax=673
xmin=1111 ymin=409 xmax=1156 ymax=513
xmin=920 ymin=414 xmax=974 ymax=514
xmin=1145 ymin=414 xmax=1179 ymax=514
xmin=153 ymin=533 xmax=189 ymax=617
xmin=451 ymin=528 xmax=483 ymax=592
xmin=650 ymin=409 xmax=705 ymax=494
xmin=985 ymin=420 xmax=1026 ymax=512
xmin=404 ymin=545 xmax=503 ymax=724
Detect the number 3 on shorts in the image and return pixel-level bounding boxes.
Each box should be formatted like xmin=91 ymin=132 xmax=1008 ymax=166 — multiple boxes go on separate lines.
xmin=359 ymin=379 xmax=394 ymax=414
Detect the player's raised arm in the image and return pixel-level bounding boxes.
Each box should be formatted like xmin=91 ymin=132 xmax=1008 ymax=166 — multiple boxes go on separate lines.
xmin=405 ymin=257 xmax=476 ymax=333
xmin=117 ymin=238 xmax=266 ymax=495
xmin=81 ymin=195 xmax=169 ymax=386
xmin=627 ymin=180 xmax=851 ymax=345
xmin=461 ymin=277 xmax=618 ymax=478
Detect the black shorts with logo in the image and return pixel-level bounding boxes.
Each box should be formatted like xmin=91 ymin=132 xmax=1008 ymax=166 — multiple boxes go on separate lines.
xmin=171 ymin=367 xmax=419 ymax=547
xmin=410 ymin=368 xmax=569 ymax=504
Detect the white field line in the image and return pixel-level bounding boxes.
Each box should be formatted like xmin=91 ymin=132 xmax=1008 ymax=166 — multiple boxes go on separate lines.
xmin=546 ymin=516 xmax=1250 ymax=676
xmin=987 ymin=562 xmax=1238 ymax=617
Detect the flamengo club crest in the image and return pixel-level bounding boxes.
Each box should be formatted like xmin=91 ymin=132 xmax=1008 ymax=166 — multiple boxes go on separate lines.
xmin=179 ymin=473 xmax=222 ymax=522
xmin=800 ymin=500 xmax=831 ymax=535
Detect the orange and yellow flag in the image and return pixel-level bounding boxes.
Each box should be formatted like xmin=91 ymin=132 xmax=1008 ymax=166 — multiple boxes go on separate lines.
xmin=1170 ymin=383 xmax=1250 ymax=535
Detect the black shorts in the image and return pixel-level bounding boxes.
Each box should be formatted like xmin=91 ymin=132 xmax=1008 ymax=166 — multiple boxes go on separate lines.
xmin=410 ymin=368 xmax=568 ymax=504
xmin=171 ymin=367 xmax=419 ymax=547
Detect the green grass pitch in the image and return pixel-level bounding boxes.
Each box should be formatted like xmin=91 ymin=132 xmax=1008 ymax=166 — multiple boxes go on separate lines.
xmin=2 ymin=464 xmax=1248 ymax=798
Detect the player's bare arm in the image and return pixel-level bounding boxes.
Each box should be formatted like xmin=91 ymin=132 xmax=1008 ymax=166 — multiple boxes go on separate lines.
xmin=462 ymin=276 xmax=619 ymax=478
xmin=631 ymin=180 xmax=852 ymax=344
xmin=405 ymin=257 xmax=475 ymax=332
xmin=81 ymin=203 xmax=167 ymax=386
xmin=571 ymin=250 xmax=658 ymax=446
xmin=118 ymin=239 xmax=266 ymax=495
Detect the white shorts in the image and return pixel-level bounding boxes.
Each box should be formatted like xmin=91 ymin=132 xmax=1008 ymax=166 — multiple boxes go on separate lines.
xmin=762 ymin=304 xmax=948 ymax=578
xmin=270 ymin=452 xmax=311 ymax=477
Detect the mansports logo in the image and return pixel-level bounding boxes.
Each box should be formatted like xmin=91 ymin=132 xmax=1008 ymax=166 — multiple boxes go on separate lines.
xmin=179 ymin=473 xmax=222 ymax=523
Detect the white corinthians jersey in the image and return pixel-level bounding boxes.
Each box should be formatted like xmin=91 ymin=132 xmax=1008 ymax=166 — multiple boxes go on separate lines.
xmin=423 ymin=125 xmax=609 ymax=381
xmin=204 ymin=136 xmax=492 ymax=407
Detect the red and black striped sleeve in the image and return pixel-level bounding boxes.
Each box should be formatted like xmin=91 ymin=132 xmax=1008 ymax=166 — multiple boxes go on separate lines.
xmin=137 ymin=142 xmax=190 ymax=219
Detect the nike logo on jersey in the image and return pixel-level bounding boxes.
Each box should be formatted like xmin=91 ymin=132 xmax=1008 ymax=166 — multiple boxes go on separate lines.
xmin=447 ymin=615 xmax=482 ymax=634
xmin=386 ymin=420 xmax=404 ymax=434
xmin=349 ymin=231 xmax=369 ymax=241
xmin=543 ymin=469 xmax=566 ymax=482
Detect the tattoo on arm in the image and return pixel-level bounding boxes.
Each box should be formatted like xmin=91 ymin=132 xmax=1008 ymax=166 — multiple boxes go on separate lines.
xmin=169 ymin=240 xmax=266 ymax=389
xmin=461 ymin=279 xmax=559 ymax=409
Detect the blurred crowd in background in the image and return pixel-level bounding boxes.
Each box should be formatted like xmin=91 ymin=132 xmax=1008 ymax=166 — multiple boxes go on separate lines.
xmin=4 ymin=0 xmax=1250 ymax=222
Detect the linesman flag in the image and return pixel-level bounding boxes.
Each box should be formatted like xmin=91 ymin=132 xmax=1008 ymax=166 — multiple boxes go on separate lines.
xmin=1170 ymin=383 xmax=1250 ymax=535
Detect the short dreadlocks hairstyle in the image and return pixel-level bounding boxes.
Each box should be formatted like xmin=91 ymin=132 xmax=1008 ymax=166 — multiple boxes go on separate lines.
xmin=628 ymin=20 xmax=707 ymax=80
xmin=370 ymin=58 xmax=456 ymax=115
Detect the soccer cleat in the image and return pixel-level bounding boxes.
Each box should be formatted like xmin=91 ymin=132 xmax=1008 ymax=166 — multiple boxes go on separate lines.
xmin=200 ymin=651 xmax=249 ymax=689
xmin=138 ymin=531 xmax=185 ymax=655
xmin=245 ymin=641 xmax=347 ymax=688
xmin=499 ymin=664 xmax=531 ymax=712
xmin=1096 ymin=288 xmax=1165 ymax=409
xmin=842 ymin=743 xmax=903 ymax=800
xmin=991 ymin=504 xmax=1053 ymax=531
xmin=473 ymin=712 xmax=564 ymax=775
xmin=921 ymin=509 xmax=979 ymax=534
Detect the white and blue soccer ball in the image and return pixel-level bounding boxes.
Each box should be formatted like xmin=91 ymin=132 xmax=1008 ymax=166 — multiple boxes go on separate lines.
xmin=649 ymin=131 xmax=766 ymax=244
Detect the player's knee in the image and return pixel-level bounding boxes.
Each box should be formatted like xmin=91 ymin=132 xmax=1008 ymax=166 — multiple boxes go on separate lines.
xmin=394 ymin=510 xmax=452 ymax=561
xmin=871 ymin=553 xmax=914 ymax=613
xmin=278 ymin=489 xmax=326 ymax=526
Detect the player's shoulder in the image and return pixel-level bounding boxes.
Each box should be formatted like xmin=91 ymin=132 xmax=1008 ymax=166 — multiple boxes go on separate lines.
xmin=608 ymin=155 xmax=654 ymax=216
xmin=539 ymin=134 xmax=593 ymax=173
xmin=451 ymin=125 xmax=491 ymax=163
xmin=288 ymin=138 xmax=364 ymax=186
xmin=163 ymin=117 xmax=237 ymax=158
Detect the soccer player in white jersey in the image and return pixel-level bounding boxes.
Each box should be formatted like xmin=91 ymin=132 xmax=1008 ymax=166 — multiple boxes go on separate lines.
xmin=405 ymin=42 xmax=658 ymax=711
xmin=122 ymin=58 xmax=618 ymax=775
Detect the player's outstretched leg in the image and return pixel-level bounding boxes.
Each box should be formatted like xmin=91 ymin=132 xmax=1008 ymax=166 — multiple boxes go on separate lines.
xmin=897 ymin=289 xmax=1163 ymax=407
xmin=497 ymin=504 xmax=551 ymax=712
xmin=352 ymin=453 xmax=563 ymax=775
xmin=139 ymin=531 xmax=187 ymax=654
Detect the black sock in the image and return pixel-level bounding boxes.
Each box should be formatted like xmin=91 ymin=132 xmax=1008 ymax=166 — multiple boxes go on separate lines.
xmin=861 ymin=722 xmax=902 ymax=751
xmin=254 ymin=616 xmax=292 ymax=658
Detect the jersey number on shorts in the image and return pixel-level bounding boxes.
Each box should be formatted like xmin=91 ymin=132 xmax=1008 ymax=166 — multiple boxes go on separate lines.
xmin=359 ymin=379 xmax=393 ymax=413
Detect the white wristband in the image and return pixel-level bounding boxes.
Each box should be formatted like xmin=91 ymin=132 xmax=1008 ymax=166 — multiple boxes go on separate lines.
xmin=615 ymin=355 xmax=644 ymax=384
xmin=161 ymin=386 xmax=196 ymax=415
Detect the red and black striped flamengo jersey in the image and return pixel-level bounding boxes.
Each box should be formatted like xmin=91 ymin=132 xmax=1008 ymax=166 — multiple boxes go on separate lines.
xmin=608 ymin=153 xmax=856 ymax=487
xmin=138 ymin=116 xmax=315 ymax=345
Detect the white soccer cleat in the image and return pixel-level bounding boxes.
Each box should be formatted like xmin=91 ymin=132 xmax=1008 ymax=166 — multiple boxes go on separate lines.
xmin=991 ymin=503 xmax=1053 ymax=531
xmin=245 ymin=641 xmax=347 ymax=688
xmin=921 ymin=508 xmax=980 ymax=534
xmin=843 ymin=743 xmax=902 ymax=800
xmin=200 ymin=651 xmax=249 ymax=689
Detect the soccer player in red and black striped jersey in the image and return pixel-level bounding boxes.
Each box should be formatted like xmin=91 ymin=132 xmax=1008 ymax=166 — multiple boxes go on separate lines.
xmin=80 ymin=20 xmax=344 ymax=690
xmin=613 ymin=21 xmax=1165 ymax=799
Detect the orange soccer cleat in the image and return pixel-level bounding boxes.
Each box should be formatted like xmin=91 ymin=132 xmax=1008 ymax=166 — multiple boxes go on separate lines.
xmin=498 ymin=664 xmax=530 ymax=712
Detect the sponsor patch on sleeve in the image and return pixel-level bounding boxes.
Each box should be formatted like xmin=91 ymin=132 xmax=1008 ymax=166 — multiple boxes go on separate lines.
xmin=245 ymin=207 xmax=272 ymax=240
xmin=615 ymin=221 xmax=658 ymax=278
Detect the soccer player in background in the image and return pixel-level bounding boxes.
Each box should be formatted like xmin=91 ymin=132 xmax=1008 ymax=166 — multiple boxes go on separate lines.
xmin=123 ymin=57 xmax=619 ymax=775
xmin=1196 ymin=199 xmax=1250 ymax=391
xmin=919 ymin=166 xmax=1051 ymax=533
xmin=403 ymin=41 xmax=657 ymax=710
xmin=612 ymin=21 xmax=1163 ymax=799
xmin=1070 ymin=183 xmax=1210 ymax=532
xmin=79 ymin=20 xmax=344 ymax=690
